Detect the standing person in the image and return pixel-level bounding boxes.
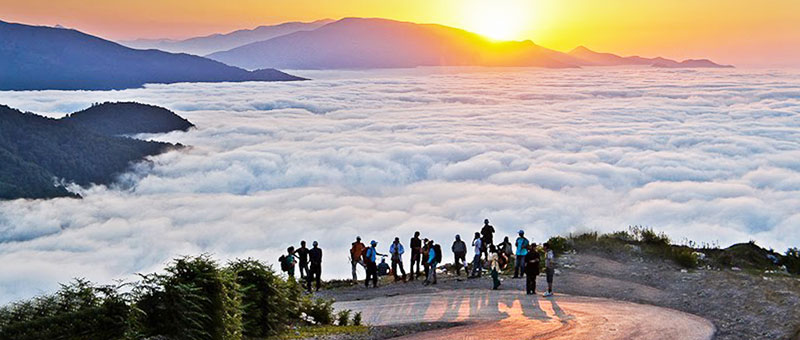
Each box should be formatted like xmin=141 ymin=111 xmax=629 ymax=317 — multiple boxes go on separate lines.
xmin=350 ymin=236 xmax=366 ymax=284
xmin=422 ymin=238 xmax=431 ymax=280
xmin=424 ymin=240 xmax=439 ymax=285
xmin=514 ymin=230 xmax=529 ymax=278
xmin=389 ymin=237 xmax=407 ymax=282
xmin=543 ymin=242 xmax=555 ymax=297
xmin=451 ymin=235 xmax=467 ymax=276
xmin=498 ymin=236 xmax=513 ymax=269
xmin=480 ymin=219 xmax=495 ymax=261
xmin=525 ymin=243 xmax=541 ymax=295
xmin=296 ymin=241 xmax=310 ymax=280
xmin=364 ymin=240 xmax=385 ymax=288
xmin=282 ymin=246 xmax=297 ymax=279
xmin=307 ymin=241 xmax=323 ymax=292
xmin=409 ymin=232 xmax=422 ymax=281
xmin=470 ymin=232 xmax=483 ymax=278
xmin=489 ymin=245 xmax=501 ymax=290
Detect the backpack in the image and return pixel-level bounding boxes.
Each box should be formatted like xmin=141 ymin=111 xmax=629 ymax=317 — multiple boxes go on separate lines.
xmin=434 ymin=244 xmax=442 ymax=263
xmin=278 ymin=255 xmax=289 ymax=272
xmin=365 ymin=247 xmax=375 ymax=264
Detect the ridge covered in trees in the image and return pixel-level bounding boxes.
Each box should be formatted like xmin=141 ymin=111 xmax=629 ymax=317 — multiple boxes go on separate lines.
xmin=0 ymin=103 xmax=192 ymax=200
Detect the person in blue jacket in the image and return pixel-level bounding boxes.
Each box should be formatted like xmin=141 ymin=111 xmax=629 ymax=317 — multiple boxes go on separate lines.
xmin=424 ymin=240 xmax=439 ymax=285
xmin=514 ymin=230 xmax=530 ymax=278
xmin=389 ymin=237 xmax=407 ymax=282
xmin=364 ymin=240 xmax=386 ymax=288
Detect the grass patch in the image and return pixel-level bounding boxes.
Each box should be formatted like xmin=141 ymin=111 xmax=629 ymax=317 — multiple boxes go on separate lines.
xmin=268 ymin=325 xmax=368 ymax=340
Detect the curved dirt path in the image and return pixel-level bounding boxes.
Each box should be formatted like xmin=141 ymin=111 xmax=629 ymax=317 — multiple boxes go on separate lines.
xmin=334 ymin=290 xmax=715 ymax=340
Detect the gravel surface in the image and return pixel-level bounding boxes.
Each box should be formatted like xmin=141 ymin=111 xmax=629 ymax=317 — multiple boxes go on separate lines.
xmin=317 ymin=251 xmax=800 ymax=340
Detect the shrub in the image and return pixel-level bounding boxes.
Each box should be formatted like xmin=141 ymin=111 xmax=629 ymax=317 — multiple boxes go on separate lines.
xmin=336 ymin=309 xmax=351 ymax=326
xmin=301 ymin=297 xmax=334 ymax=325
xmin=629 ymin=226 xmax=669 ymax=246
xmin=0 ymin=279 xmax=132 ymax=340
xmin=227 ymin=258 xmax=292 ymax=337
xmin=546 ymin=236 xmax=571 ymax=254
xmin=670 ymin=248 xmax=698 ymax=269
xmin=784 ymin=248 xmax=800 ymax=275
xmin=352 ymin=312 xmax=363 ymax=326
xmin=133 ymin=254 xmax=242 ymax=340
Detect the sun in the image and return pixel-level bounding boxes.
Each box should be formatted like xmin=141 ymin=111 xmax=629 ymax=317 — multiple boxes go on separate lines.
xmin=462 ymin=1 xmax=531 ymax=41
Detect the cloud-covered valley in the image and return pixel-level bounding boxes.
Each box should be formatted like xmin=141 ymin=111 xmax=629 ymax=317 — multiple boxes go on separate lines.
xmin=1 ymin=67 xmax=798 ymax=303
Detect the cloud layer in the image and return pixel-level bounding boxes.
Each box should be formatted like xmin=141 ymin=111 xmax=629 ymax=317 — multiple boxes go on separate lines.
xmin=1 ymin=67 xmax=799 ymax=303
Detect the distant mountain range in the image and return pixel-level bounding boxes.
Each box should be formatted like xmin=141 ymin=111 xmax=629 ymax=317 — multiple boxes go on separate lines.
xmin=0 ymin=20 xmax=305 ymax=91
xmin=207 ymin=18 xmax=733 ymax=70
xmin=0 ymin=102 xmax=190 ymax=200
xmin=121 ymin=19 xmax=333 ymax=56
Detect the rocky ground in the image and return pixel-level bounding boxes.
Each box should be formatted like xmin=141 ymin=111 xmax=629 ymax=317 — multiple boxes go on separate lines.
xmin=317 ymin=250 xmax=800 ymax=340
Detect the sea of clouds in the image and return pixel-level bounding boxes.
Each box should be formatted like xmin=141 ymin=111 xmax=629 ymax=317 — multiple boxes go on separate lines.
xmin=0 ymin=67 xmax=799 ymax=303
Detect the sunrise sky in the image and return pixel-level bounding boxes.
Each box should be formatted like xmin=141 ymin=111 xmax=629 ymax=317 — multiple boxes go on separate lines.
xmin=3 ymin=0 xmax=799 ymax=67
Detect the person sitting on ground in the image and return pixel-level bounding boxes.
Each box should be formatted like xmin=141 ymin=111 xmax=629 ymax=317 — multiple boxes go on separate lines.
xmin=390 ymin=237 xmax=407 ymax=282
xmin=350 ymin=236 xmax=366 ymax=284
xmin=543 ymin=242 xmax=555 ymax=297
xmin=480 ymin=219 xmax=495 ymax=261
xmin=424 ymin=240 xmax=439 ymax=285
xmin=525 ymin=243 xmax=540 ymax=295
xmin=470 ymin=232 xmax=483 ymax=278
xmin=410 ymin=231 xmax=422 ymax=281
xmin=377 ymin=258 xmax=390 ymax=277
xmin=283 ymin=246 xmax=297 ymax=278
xmin=296 ymin=240 xmax=310 ymax=280
xmin=365 ymin=240 xmax=386 ymax=288
xmin=307 ymin=241 xmax=323 ymax=292
xmin=514 ymin=230 xmax=529 ymax=279
xmin=489 ymin=245 xmax=501 ymax=290
xmin=451 ymin=234 xmax=467 ymax=276
xmin=497 ymin=236 xmax=513 ymax=269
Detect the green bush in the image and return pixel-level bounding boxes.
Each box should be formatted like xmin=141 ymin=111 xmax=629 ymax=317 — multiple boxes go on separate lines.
xmin=783 ymin=248 xmax=800 ymax=275
xmin=336 ymin=310 xmax=351 ymax=326
xmin=0 ymin=279 xmax=132 ymax=340
xmin=227 ymin=258 xmax=291 ymax=337
xmin=670 ymin=248 xmax=698 ymax=269
xmin=546 ymin=236 xmax=571 ymax=254
xmin=133 ymin=254 xmax=242 ymax=340
xmin=352 ymin=312 xmax=363 ymax=326
xmin=629 ymin=225 xmax=670 ymax=246
xmin=301 ymin=297 xmax=334 ymax=325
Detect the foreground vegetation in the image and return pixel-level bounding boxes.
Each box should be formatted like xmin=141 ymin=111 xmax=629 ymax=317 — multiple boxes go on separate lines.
xmin=546 ymin=226 xmax=800 ymax=274
xmin=0 ymin=255 xmax=355 ymax=340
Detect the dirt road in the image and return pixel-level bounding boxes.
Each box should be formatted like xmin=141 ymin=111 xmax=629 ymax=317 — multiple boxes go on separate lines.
xmin=334 ymin=290 xmax=715 ymax=340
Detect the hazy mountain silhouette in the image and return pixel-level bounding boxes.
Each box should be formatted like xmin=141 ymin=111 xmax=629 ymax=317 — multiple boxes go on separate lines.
xmin=208 ymin=17 xmax=579 ymax=70
xmin=63 ymin=102 xmax=195 ymax=136
xmin=568 ymin=46 xmax=733 ymax=68
xmin=121 ymin=19 xmax=333 ymax=56
xmin=0 ymin=20 xmax=305 ymax=91
xmin=207 ymin=18 xmax=731 ymax=70
xmin=0 ymin=103 xmax=193 ymax=199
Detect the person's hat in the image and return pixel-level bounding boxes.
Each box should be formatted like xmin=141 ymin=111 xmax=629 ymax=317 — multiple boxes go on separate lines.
xmin=371 ymin=240 xmax=377 ymax=246
xmin=518 ymin=230 xmax=525 ymax=235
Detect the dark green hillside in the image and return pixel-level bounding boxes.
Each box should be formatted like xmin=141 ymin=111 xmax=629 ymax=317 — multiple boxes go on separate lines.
xmin=64 ymin=102 xmax=195 ymax=136
xmin=0 ymin=105 xmax=176 ymax=199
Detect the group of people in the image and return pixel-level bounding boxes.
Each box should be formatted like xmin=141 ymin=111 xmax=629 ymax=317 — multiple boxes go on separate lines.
xmin=279 ymin=240 xmax=323 ymax=292
xmin=346 ymin=219 xmax=556 ymax=296
xmin=349 ymin=233 xmax=443 ymax=287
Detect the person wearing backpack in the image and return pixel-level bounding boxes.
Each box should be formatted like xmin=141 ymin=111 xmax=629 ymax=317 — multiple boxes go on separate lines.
xmin=389 ymin=237 xmax=407 ymax=282
xmin=350 ymin=236 xmax=366 ymax=284
xmin=280 ymin=246 xmax=298 ymax=278
xmin=514 ymin=230 xmax=529 ymax=279
xmin=424 ymin=240 xmax=439 ymax=285
xmin=451 ymin=235 xmax=467 ymax=276
xmin=307 ymin=241 xmax=323 ymax=292
xmin=364 ymin=240 xmax=386 ymax=288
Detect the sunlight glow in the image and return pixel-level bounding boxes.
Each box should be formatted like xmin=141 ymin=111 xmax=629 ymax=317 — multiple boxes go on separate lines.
xmin=461 ymin=0 xmax=533 ymax=41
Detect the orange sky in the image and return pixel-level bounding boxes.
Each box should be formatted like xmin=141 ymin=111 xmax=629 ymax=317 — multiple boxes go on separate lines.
xmin=3 ymin=0 xmax=799 ymax=67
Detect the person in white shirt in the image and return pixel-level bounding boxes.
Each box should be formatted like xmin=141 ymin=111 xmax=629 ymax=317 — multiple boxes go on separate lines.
xmin=543 ymin=242 xmax=556 ymax=297
xmin=470 ymin=232 xmax=483 ymax=278
xmin=489 ymin=245 xmax=501 ymax=290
